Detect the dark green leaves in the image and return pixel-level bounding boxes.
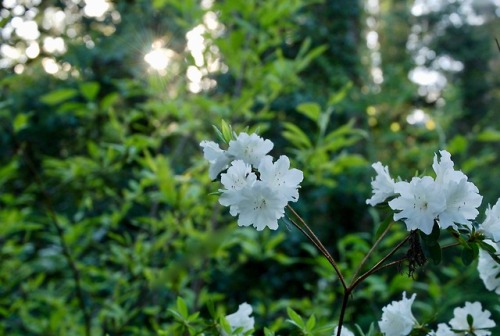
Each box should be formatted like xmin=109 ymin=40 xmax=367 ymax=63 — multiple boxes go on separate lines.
xmin=420 ymin=223 xmax=441 ymax=265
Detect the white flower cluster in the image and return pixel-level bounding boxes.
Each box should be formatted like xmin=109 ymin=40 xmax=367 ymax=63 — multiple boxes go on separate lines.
xmin=479 ymin=199 xmax=500 ymax=242
xmin=477 ymin=240 xmax=500 ymax=294
xmin=367 ymin=150 xmax=490 ymax=236
xmin=378 ymin=292 xmax=496 ymax=336
xmin=378 ymin=291 xmax=418 ymax=336
xmin=427 ymin=302 xmax=496 ymax=336
xmin=222 ymin=302 xmax=255 ymax=336
xmin=201 ymin=132 xmax=303 ymax=231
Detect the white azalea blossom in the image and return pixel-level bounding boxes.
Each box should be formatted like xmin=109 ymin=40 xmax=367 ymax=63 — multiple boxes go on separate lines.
xmin=479 ymin=198 xmax=500 ymax=242
xmin=389 ymin=177 xmax=446 ymax=234
xmin=219 ymin=160 xmax=257 ymax=216
xmin=437 ymin=178 xmax=482 ymax=230
xmin=432 ymin=150 xmax=466 ymax=185
xmin=222 ymin=302 xmax=255 ymax=336
xmin=227 ymin=132 xmax=274 ymax=166
xmin=202 ymin=130 xmax=303 ymax=231
xmin=333 ymin=325 xmax=355 ymax=336
xmin=258 ymin=155 xmax=303 ymax=202
xmin=235 ymin=182 xmax=288 ymax=231
xmin=432 ymin=150 xmax=482 ymax=229
xmin=200 ymin=140 xmax=231 ymax=180
xmin=378 ymin=292 xmax=418 ymax=336
xmin=366 ymin=162 xmax=397 ymax=206
xmin=427 ymin=323 xmax=455 ymax=336
xmin=448 ymin=301 xmax=495 ymax=336
xmin=477 ymin=241 xmax=500 ymax=294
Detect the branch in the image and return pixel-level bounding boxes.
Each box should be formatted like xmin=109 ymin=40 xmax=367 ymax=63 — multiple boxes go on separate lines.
xmin=286 ymin=205 xmax=347 ymax=290
xmin=350 ymin=220 xmax=394 ymax=284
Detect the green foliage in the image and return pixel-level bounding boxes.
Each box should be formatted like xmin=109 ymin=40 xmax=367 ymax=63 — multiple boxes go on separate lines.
xmin=0 ymin=0 xmax=498 ymax=335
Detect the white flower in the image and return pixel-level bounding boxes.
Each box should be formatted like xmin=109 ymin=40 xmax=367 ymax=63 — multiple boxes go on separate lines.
xmin=432 ymin=150 xmax=466 ymax=185
xmin=258 ymin=155 xmax=303 ymax=202
xmin=366 ymin=162 xmax=397 ymax=206
xmin=333 ymin=325 xmax=355 ymax=336
xmin=222 ymin=302 xmax=255 ymax=336
xmin=227 ymin=132 xmax=274 ymax=166
xmin=427 ymin=323 xmax=455 ymax=336
xmin=479 ymin=198 xmax=500 ymax=242
xmin=448 ymin=301 xmax=495 ymax=336
xmin=235 ymin=182 xmax=288 ymax=231
xmin=437 ymin=178 xmax=482 ymax=230
xmin=200 ymin=140 xmax=231 ymax=180
xmin=432 ymin=150 xmax=482 ymax=230
xmin=389 ymin=177 xmax=446 ymax=234
xmin=477 ymin=241 xmax=500 ymax=294
xmin=219 ymin=160 xmax=257 ymax=216
xmin=378 ymin=292 xmax=418 ymax=336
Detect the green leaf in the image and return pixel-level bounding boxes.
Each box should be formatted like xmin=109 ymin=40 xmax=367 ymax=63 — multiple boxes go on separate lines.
xmin=305 ymin=314 xmax=316 ymax=331
xmin=282 ymin=122 xmax=313 ymax=149
xmin=264 ymin=327 xmax=276 ymax=336
xmin=79 ymin=81 xmax=100 ymax=101
xmin=461 ymin=245 xmax=476 ymax=266
xmin=419 ymin=225 xmax=441 ymax=264
xmin=176 ymin=297 xmax=188 ymax=319
xmin=421 ymin=223 xmax=440 ymax=246
xmin=206 ymin=300 xmax=216 ymax=318
xmin=220 ymin=119 xmax=234 ymax=143
xmin=13 ymin=112 xmax=31 ymax=132
xmin=212 ymin=124 xmax=226 ymax=144
xmin=426 ymin=242 xmax=442 ymax=265
xmin=466 ymin=313 xmax=474 ymax=327
xmin=286 ymin=307 xmax=305 ymax=329
xmin=220 ymin=316 xmax=232 ymax=334
xmin=477 ymin=129 xmax=500 ymax=142
xmin=328 ymin=82 xmax=352 ymax=106
xmin=40 ymin=88 xmax=78 ymax=105
xmin=296 ymin=102 xmax=321 ymax=124
xmin=100 ymin=92 xmax=119 ymax=110
xmin=447 ymin=135 xmax=468 ymax=154
xmin=157 ymin=156 xmax=177 ymax=205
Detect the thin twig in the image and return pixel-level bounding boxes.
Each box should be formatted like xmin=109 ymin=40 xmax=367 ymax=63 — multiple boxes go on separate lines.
xmin=287 ymin=205 xmax=347 ymax=290
xmin=336 ymin=290 xmax=351 ymax=336
xmin=351 ymin=234 xmax=411 ymax=291
xmin=350 ymin=220 xmax=394 ymax=284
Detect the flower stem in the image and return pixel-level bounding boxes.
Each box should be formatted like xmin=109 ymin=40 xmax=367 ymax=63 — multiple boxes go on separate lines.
xmin=350 ymin=220 xmax=394 ymax=284
xmin=286 ymin=205 xmax=347 ymax=290
xmin=336 ymin=290 xmax=351 ymax=336
xmin=351 ymin=233 xmax=411 ymax=291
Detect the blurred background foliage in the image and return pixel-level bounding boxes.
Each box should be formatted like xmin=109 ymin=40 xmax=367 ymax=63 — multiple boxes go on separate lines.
xmin=0 ymin=0 xmax=499 ymax=335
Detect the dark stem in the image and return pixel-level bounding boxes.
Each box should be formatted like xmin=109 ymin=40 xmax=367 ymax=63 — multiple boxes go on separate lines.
xmin=336 ymin=290 xmax=351 ymax=336
xmin=351 ymin=233 xmax=411 ymax=291
xmin=351 ymin=220 xmax=394 ymax=283
xmin=18 ymin=143 xmax=92 ymax=336
xmin=286 ymin=205 xmax=347 ymax=290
